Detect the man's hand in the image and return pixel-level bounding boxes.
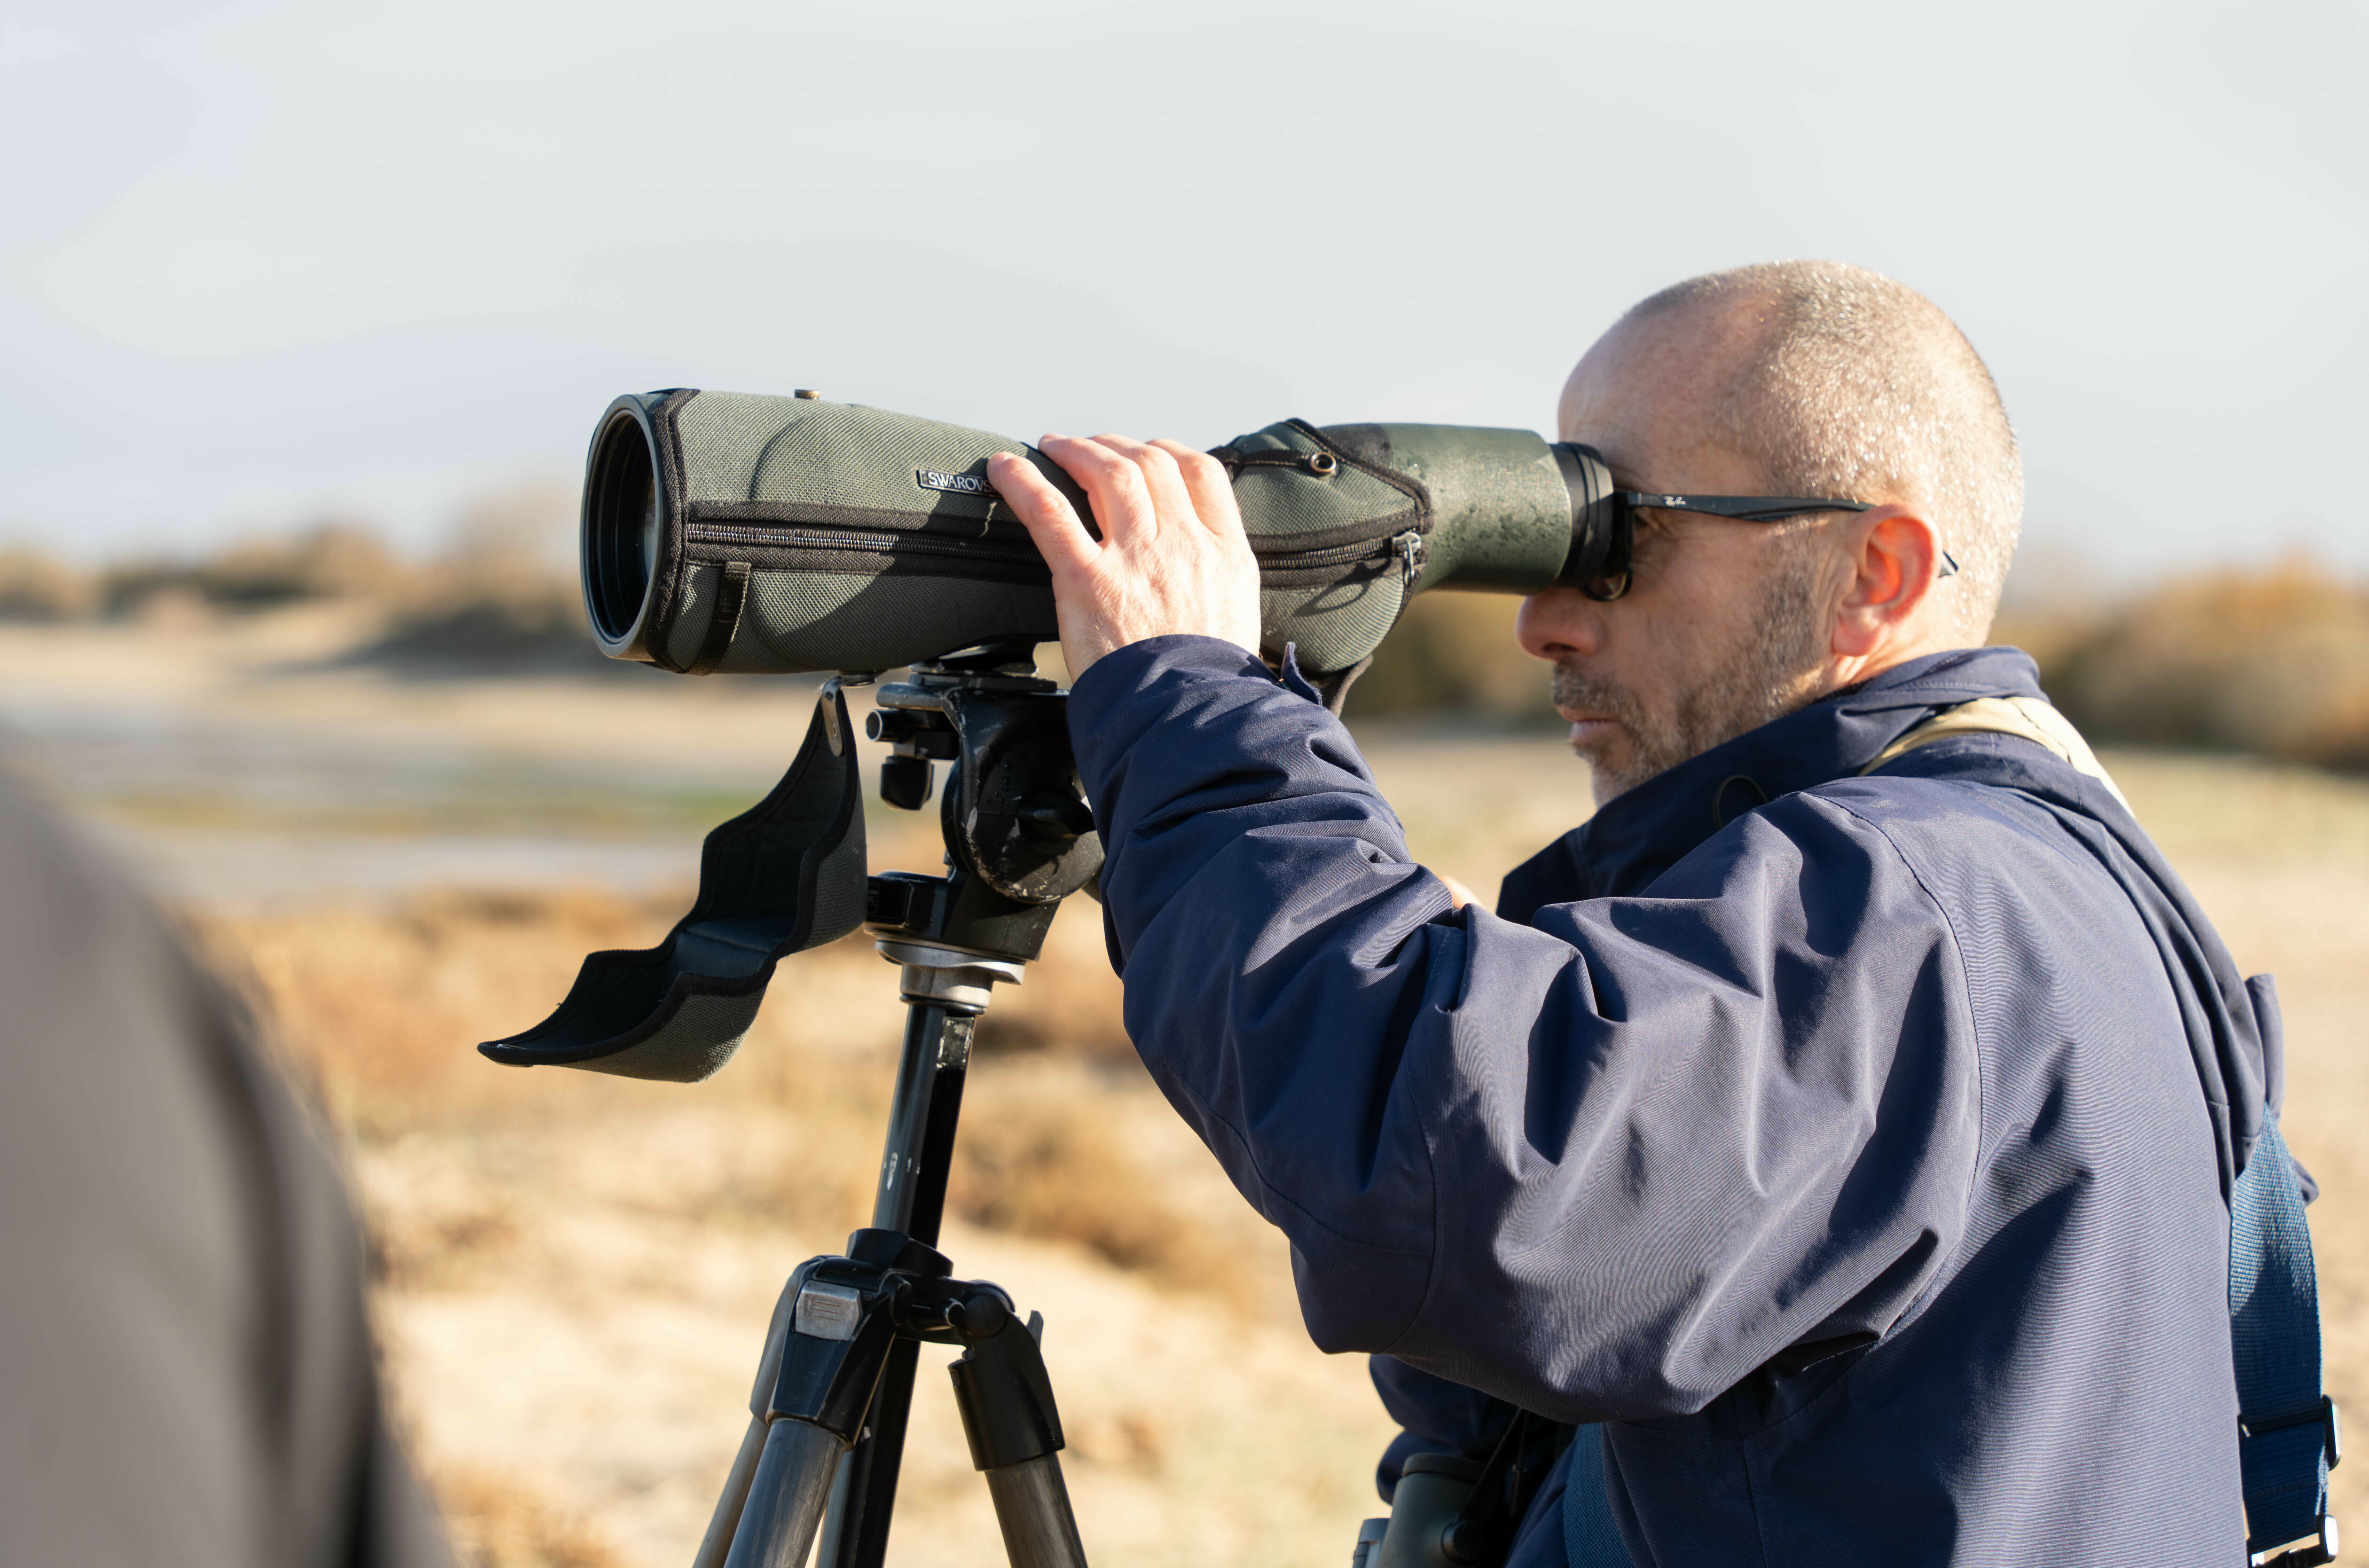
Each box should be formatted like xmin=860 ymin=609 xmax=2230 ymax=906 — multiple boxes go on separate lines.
xmin=988 ymin=434 xmax=1263 ymax=679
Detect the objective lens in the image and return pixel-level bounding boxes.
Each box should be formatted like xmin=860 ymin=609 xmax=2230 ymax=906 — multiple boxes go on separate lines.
xmin=640 ymin=486 xmax=659 ymax=595
xmin=586 ymin=410 xmax=657 ymax=644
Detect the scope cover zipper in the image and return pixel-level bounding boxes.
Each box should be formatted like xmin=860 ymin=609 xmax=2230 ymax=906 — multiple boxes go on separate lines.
xmin=674 ymin=415 xmax=1436 ymax=594
xmin=679 ymin=512 xmax=1431 ymax=591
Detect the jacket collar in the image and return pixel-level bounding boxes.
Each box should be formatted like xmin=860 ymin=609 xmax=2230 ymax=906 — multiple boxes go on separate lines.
xmin=1498 ymin=646 xmax=2046 ymax=914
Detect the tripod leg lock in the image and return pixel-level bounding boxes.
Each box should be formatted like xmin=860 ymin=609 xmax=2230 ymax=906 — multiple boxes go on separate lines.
xmin=760 ymin=1264 xmax=904 ymax=1445
xmin=948 ymin=1289 xmax=1067 ymax=1471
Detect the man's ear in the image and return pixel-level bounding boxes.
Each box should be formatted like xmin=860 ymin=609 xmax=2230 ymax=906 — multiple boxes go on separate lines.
xmin=1830 ymin=507 xmax=1939 ymax=659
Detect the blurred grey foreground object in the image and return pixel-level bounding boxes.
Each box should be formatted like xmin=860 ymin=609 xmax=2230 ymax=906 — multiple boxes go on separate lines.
xmin=0 ymin=762 xmax=453 ymax=1568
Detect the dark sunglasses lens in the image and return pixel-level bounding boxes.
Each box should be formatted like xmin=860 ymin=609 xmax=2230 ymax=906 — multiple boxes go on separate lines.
xmin=1577 ymin=506 xmax=1635 ymax=600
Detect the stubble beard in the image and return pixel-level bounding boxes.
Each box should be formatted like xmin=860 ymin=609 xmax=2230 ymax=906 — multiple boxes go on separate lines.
xmin=1554 ymin=542 xmax=1831 ymax=804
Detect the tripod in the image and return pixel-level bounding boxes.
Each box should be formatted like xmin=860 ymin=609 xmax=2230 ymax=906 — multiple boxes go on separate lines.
xmin=690 ymin=645 xmax=1103 ymax=1568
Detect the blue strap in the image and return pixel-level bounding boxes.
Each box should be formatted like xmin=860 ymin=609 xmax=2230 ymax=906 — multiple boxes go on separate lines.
xmin=1563 ymin=1423 xmax=1635 ymax=1567
xmin=2230 ymin=1116 xmax=2340 ymax=1562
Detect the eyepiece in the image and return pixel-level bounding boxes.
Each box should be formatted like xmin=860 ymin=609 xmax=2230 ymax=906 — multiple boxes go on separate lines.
xmin=583 ymin=404 xmax=661 ymax=656
xmin=1551 ymin=441 xmax=1630 ymax=598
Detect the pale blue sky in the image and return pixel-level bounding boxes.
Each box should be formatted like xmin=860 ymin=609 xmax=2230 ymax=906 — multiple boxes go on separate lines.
xmin=4 ymin=0 xmax=2363 ymax=583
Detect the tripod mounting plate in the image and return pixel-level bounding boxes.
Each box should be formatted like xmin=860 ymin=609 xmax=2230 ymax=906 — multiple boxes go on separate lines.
xmin=874 ymin=653 xmax=1102 ymax=907
xmin=874 ymin=940 xmax=1025 ymax=980
xmin=877 ymin=940 xmax=1027 ymax=1011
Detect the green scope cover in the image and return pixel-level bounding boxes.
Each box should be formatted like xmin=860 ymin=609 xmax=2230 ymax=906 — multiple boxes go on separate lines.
xmin=583 ymin=390 xmax=1589 ymax=679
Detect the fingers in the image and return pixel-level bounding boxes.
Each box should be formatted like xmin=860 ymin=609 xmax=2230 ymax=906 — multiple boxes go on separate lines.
xmin=987 ymin=451 xmax=1100 ymax=578
xmin=1038 ymin=433 xmax=1160 ymax=548
xmin=1150 ymin=438 xmax=1244 ymax=541
xmin=1037 ymin=433 xmax=1241 ymax=546
xmin=996 ymin=430 xmax=1262 ymax=676
xmin=1088 ymin=433 xmax=1202 ymax=543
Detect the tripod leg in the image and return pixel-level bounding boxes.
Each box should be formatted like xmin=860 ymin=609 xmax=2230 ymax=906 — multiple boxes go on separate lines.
xmin=693 ymin=1416 xmax=770 ymax=1568
xmin=708 ymin=1263 xmax=901 ymax=1568
xmin=949 ymin=1295 xmax=1089 ymax=1568
xmin=697 ymin=1268 xmax=814 ymax=1568
xmin=981 ymin=1454 xmax=1089 ymax=1568
xmin=813 ymin=1336 xmax=919 ymax=1568
xmin=723 ymin=1420 xmax=849 ymax=1568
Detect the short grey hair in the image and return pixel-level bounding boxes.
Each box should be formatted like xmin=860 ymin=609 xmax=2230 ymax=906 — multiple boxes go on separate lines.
xmin=1628 ymin=261 xmax=2024 ymax=643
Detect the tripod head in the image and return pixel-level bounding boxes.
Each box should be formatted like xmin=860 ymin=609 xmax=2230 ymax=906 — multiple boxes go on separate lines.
xmin=861 ymin=641 xmax=1102 ymax=970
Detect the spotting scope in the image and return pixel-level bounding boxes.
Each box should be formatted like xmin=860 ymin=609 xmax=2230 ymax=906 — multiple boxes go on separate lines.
xmin=580 ymin=389 xmax=1636 ymax=681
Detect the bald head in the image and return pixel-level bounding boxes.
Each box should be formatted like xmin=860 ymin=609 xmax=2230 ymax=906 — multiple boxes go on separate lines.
xmin=1561 ymin=261 xmax=2024 ymax=642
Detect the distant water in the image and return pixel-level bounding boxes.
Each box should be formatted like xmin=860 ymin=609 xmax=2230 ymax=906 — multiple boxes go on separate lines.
xmin=0 ymin=689 xmax=1594 ymax=912
xmin=0 ymin=698 xmax=778 ymax=908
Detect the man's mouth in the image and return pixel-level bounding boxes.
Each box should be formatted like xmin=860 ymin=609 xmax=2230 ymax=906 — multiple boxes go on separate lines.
xmin=1551 ymin=663 xmax=1637 ymax=754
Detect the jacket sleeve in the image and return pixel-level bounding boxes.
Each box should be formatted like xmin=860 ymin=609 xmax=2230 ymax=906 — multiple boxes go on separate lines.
xmin=1069 ymin=638 xmax=1984 ymax=1422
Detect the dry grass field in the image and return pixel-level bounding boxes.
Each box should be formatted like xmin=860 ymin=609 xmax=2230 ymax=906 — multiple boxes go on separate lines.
xmin=5 ymin=608 xmax=2366 ymax=1565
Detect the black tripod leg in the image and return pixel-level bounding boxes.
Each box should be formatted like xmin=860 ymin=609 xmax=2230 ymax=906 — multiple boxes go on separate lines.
xmin=697 ymin=1271 xmax=805 ymax=1568
xmin=980 ymin=1453 xmax=1088 ymax=1568
xmin=693 ymin=1417 xmax=772 ymax=1568
xmin=812 ymin=1335 xmax=919 ymax=1568
xmin=705 ymin=1264 xmax=901 ymax=1568
xmin=723 ymin=1421 xmax=850 ymax=1568
xmin=949 ymin=1294 xmax=1088 ymax=1568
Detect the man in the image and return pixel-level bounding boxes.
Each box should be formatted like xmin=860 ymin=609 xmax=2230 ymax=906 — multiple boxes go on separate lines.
xmin=984 ymin=261 xmax=2291 ymax=1564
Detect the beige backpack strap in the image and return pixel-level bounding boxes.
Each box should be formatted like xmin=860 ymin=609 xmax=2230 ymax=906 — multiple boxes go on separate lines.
xmin=1860 ymin=695 xmax=2132 ymax=813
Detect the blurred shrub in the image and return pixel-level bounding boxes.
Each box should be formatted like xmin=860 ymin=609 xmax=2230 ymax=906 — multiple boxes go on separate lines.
xmin=0 ymin=547 xmax=96 ymax=620
xmin=425 ymin=1467 xmax=628 ymax=1568
xmin=1350 ymin=593 xmax=1556 ymax=724
xmin=953 ymin=1085 xmax=1239 ymax=1298
xmin=27 ymin=481 xmax=604 ymax=672
xmin=204 ymin=523 xmax=407 ymax=604
xmin=100 ymin=522 xmax=408 ymax=616
xmin=358 ymin=481 xmax=600 ymax=673
xmin=362 ymin=571 xmax=594 ymax=673
xmin=2030 ymin=557 xmax=2369 ymax=773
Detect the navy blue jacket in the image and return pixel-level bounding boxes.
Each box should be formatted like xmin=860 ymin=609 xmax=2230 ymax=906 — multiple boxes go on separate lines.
xmin=1067 ymin=640 xmax=2285 ymax=1566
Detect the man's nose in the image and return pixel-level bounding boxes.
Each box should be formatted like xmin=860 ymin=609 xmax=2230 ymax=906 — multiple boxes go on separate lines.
xmin=1516 ymin=587 xmax=1606 ymax=661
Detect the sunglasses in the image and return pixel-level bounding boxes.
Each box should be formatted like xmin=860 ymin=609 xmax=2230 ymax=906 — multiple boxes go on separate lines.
xmin=1576 ymin=489 xmax=1875 ymax=601
xmin=1546 ymin=441 xmax=1954 ymax=602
